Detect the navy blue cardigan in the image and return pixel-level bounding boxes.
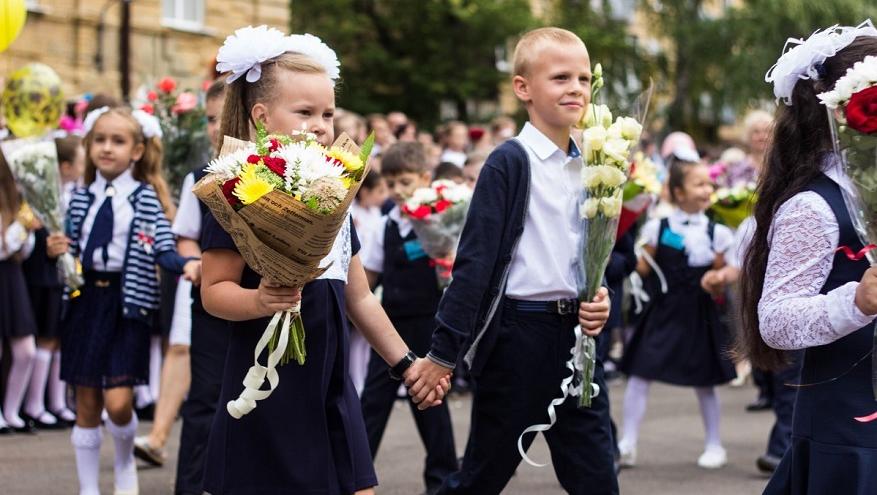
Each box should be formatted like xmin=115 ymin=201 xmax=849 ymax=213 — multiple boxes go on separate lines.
xmin=428 ymin=139 xmax=531 ymax=375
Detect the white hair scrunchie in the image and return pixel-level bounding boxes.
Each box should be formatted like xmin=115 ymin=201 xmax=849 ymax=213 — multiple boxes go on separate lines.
xmin=765 ymin=19 xmax=877 ymax=106
xmin=83 ymin=106 xmax=163 ymax=139
xmin=215 ymin=25 xmax=340 ymax=84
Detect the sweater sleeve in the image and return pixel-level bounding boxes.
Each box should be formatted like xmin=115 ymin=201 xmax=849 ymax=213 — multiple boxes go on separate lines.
xmin=428 ymin=153 xmax=511 ymax=368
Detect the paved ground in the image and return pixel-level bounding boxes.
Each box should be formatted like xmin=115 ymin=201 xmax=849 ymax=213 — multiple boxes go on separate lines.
xmin=0 ymin=379 xmax=774 ymax=494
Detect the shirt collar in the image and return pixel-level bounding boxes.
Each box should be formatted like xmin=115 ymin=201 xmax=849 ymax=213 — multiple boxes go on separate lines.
xmin=518 ymin=122 xmax=580 ymax=162
xmin=671 ymin=209 xmax=708 ymax=226
xmin=387 ymin=205 xmax=413 ymax=237
xmin=91 ymin=167 xmax=137 ymax=196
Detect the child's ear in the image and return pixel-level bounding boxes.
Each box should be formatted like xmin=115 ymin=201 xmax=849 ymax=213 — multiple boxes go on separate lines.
xmin=250 ymin=103 xmax=268 ymax=129
xmin=131 ymin=142 xmax=146 ymax=162
xmin=512 ymin=75 xmax=531 ymax=103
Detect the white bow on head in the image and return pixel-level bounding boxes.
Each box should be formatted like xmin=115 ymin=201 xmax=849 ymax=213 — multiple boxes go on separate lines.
xmin=216 ymin=25 xmax=340 ymax=84
xmin=82 ymin=106 xmax=163 ymax=139
xmin=765 ymin=20 xmax=877 ymax=106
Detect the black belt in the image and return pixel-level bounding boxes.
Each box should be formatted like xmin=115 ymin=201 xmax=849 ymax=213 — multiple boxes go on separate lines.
xmin=507 ymin=298 xmax=579 ymax=315
xmin=83 ymin=271 xmax=121 ymax=288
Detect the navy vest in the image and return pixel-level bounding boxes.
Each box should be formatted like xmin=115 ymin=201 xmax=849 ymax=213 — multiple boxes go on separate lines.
xmin=793 ymin=174 xmax=877 ymax=447
xmin=381 ymin=219 xmax=442 ymax=320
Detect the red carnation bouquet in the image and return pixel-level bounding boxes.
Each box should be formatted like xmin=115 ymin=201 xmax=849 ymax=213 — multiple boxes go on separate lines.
xmin=400 ymin=179 xmax=473 ymax=287
xmin=819 ymin=54 xmax=877 ymax=399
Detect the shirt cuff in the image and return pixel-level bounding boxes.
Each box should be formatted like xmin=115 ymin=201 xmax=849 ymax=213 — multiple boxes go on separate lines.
xmin=426 ymin=351 xmax=456 ymax=370
xmin=828 ymin=281 xmax=877 ymax=335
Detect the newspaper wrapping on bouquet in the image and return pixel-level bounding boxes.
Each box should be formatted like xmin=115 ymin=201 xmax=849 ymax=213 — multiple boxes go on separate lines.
xmin=818 ymin=54 xmax=877 ymax=401
xmin=193 ymin=128 xmax=372 ymax=418
xmin=400 ymin=180 xmax=473 ymax=288
xmin=1 ymin=136 xmax=83 ymax=291
xmin=517 ymin=66 xmax=652 ymax=467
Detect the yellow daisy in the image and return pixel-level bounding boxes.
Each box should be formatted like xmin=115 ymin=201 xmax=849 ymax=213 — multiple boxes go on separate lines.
xmin=327 ymin=148 xmax=364 ymax=173
xmin=234 ymin=164 xmax=275 ymax=205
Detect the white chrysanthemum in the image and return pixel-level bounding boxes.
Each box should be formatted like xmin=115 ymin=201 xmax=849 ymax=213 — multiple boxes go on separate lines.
xmin=411 ymin=187 xmax=439 ymax=205
xmin=286 ymin=34 xmax=341 ymax=80
xmin=440 ymin=184 xmax=472 ymax=203
xmin=205 ymin=147 xmax=256 ymax=180
xmin=276 ymin=142 xmax=339 ymax=191
xmin=818 ymin=55 xmax=877 ymax=108
xmin=216 ymin=26 xmax=290 ymax=83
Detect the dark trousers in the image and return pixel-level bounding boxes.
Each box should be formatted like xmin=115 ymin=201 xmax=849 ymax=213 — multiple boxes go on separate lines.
xmin=754 ymin=368 xmax=775 ymax=402
xmin=438 ymin=306 xmax=618 ymax=495
xmin=766 ymin=352 xmax=803 ymax=458
xmin=360 ymin=315 xmax=458 ymax=493
xmin=175 ymin=309 xmax=229 ymax=495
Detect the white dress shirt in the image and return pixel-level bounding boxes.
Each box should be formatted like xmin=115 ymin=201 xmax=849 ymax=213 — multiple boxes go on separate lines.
xmin=439 ymin=149 xmax=467 ymax=168
xmin=640 ymin=209 xmax=734 ymax=267
xmin=361 ymin=206 xmax=412 ymax=274
xmin=505 ymin=122 xmax=583 ymax=301
xmin=79 ymin=168 xmax=140 ymax=272
xmin=173 ymin=173 xmax=201 ymax=240
xmin=759 ymin=156 xmax=876 ymax=350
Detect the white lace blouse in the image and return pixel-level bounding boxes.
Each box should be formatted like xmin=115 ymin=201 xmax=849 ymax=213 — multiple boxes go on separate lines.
xmin=759 ymin=158 xmax=876 ymax=350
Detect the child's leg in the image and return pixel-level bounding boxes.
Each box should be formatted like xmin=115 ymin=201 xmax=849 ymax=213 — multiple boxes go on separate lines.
xmin=3 ymin=335 xmax=36 ymax=428
xmin=104 ymin=387 xmax=138 ymax=493
xmin=72 ymin=387 xmax=104 ymax=495
xmin=147 ymin=343 xmax=190 ymax=450
xmin=0 ymin=345 xmax=7 ymax=429
xmin=620 ymin=375 xmax=651 ymax=448
xmin=694 ymin=386 xmax=722 ymax=449
xmin=24 ymin=337 xmax=58 ymax=423
xmin=48 ymin=349 xmax=75 ymax=421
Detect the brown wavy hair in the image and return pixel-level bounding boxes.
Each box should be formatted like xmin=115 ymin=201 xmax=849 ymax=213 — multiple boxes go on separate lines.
xmin=83 ymin=107 xmax=176 ymax=220
xmin=739 ymin=36 xmax=877 ymax=370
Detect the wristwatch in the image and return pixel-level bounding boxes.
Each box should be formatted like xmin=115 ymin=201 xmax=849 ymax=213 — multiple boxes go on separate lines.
xmin=388 ymin=351 xmax=417 ymax=381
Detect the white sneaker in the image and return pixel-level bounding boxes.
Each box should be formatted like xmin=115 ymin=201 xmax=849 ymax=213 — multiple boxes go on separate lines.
xmin=697 ymin=445 xmax=727 ymax=469
xmin=618 ymin=439 xmax=637 ymax=468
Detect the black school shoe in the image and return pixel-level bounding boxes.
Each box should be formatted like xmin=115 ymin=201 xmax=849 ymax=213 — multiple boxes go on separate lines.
xmin=11 ymin=417 xmax=37 ymax=434
xmin=22 ymin=411 xmax=66 ymax=430
xmin=756 ymin=454 xmax=781 ymax=474
xmin=745 ymin=397 xmax=773 ymax=412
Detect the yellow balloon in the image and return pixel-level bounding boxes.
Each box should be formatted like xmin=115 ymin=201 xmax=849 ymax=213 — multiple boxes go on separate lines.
xmin=0 ymin=0 xmax=27 ymax=53
xmin=2 ymin=63 xmax=64 ymax=138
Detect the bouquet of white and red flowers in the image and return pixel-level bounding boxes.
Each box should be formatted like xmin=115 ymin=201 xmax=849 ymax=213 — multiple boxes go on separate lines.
xmin=193 ymin=125 xmax=371 ymax=418
xmin=709 ymin=183 xmax=756 ymax=229
xmin=818 ymin=54 xmax=877 ymax=399
xmin=400 ymin=180 xmax=473 ymax=287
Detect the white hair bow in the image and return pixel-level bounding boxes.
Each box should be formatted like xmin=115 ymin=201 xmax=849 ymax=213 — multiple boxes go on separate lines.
xmin=765 ymin=20 xmax=877 ymax=106
xmin=216 ymin=26 xmax=340 ymax=84
xmin=83 ymin=106 xmax=163 ymax=139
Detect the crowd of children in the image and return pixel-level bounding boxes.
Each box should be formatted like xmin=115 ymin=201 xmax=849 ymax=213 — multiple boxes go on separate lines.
xmin=3 ymin=19 xmax=877 ymax=495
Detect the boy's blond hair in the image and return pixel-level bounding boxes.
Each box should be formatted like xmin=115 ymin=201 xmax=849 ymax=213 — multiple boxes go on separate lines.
xmin=513 ymin=27 xmax=586 ymax=77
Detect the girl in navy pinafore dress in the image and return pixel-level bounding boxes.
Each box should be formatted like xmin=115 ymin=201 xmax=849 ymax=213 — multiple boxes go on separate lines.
xmin=199 ymin=29 xmax=447 ymax=495
xmin=739 ymin=31 xmax=877 ymax=495
xmin=618 ymin=157 xmax=737 ymax=470
xmin=58 ymin=106 xmax=196 ymax=495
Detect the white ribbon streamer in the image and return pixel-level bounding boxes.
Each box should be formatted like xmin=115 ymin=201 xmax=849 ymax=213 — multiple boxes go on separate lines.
xmin=637 ymin=243 xmax=668 ymax=294
xmin=517 ymin=326 xmax=600 ymax=467
xmin=227 ymin=305 xmax=299 ymax=419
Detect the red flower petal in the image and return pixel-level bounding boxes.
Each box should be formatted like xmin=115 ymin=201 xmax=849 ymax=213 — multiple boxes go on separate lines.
xmin=146 ymin=90 xmax=158 ymax=102
xmin=412 ymin=205 xmax=431 ymax=219
xmin=222 ymin=177 xmax=241 ymax=206
xmin=263 ymin=156 xmax=287 ymax=176
xmin=269 ymin=139 xmax=281 ymax=153
xmin=139 ymin=103 xmax=154 ymax=115
xmin=845 ymin=86 xmax=877 ymax=134
xmin=157 ymin=77 xmax=177 ymax=94
xmin=434 ymin=199 xmax=452 ymax=213
xmin=247 ymin=154 xmax=261 ymax=164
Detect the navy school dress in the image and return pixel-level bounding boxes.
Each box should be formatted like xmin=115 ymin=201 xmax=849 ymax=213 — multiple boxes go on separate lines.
xmin=764 ymin=174 xmax=877 ymax=495
xmin=620 ymin=218 xmax=736 ymax=386
xmin=22 ymin=227 xmax=64 ymax=339
xmin=0 ymin=246 xmax=37 ymax=340
xmin=200 ymin=211 xmax=377 ymax=495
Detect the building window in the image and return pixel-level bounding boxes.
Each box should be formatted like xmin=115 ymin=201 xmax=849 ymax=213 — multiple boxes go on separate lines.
xmin=162 ymin=0 xmax=204 ymax=30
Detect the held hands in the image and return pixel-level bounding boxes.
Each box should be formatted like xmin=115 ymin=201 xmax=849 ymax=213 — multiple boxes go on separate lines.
xmin=700 ymin=269 xmax=725 ymax=298
xmin=46 ymin=233 xmax=70 ymax=259
xmin=404 ymin=358 xmax=453 ymax=410
xmin=579 ymin=287 xmax=610 ymax=337
xmin=182 ymin=259 xmax=203 ymax=286
xmin=256 ymin=279 xmax=302 ymax=317
xmin=855 ymin=267 xmax=877 ymax=316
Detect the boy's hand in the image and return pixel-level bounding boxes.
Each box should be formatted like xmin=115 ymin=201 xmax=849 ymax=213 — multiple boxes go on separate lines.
xmin=256 ymin=279 xmax=302 ymax=316
xmin=46 ymin=233 xmax=70 ymax=258
xmin=579 ymin=287 xmax=610 ymax=337
xmin=405 ymin=358 xmax=453 ymax=408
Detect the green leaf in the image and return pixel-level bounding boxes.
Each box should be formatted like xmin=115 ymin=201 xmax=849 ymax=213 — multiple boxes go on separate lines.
xmin=359 ymin=131 xmax=376 ymax=164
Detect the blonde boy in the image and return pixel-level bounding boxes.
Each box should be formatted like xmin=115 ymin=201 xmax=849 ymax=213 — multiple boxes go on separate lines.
xmin=406 ymin=28 xmax=618 ymax=494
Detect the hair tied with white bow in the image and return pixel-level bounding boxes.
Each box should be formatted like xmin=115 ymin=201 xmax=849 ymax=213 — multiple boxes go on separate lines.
xmin=215 ymin=25 xmax=340 ymax=84
xmin=765 ymin=19 xmax=877 ymax=106
xmin=83 ymin=106 xmax=163 ymax=140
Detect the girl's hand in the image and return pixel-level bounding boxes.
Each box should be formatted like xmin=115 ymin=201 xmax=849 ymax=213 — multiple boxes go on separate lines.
xmin=855 ymin=267 xmax=877 ymax=316
xmin=579 ymin=287 xmax=610 ymax=337
xmin=182 ymin=259 xmax=202 ymax=286
xmin=46 ymin=233 xmax=70 ymax=258
xmin=700 ymin=269 xmax=725 ymax=296
xmin=256 ymin=279 xmax=302 ymax=317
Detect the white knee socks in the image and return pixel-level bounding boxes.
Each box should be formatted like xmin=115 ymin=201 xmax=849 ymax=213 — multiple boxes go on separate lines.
xmin=105 ymin=415 xmax=139 ymax=493
xmin=620 ymin=375 xmax=651 ymax=449
xmin=48 ymin=351 xmax=75 ymax=421
xmin=4 ymin=336 xmax=36 ymax=428
xmin=71 ymin=425 xmax=102 ymax=495
xmin=694 ymin=386 xmax=722 ymax=449
xmin=24 ymin=348 xmax=53 ymax=420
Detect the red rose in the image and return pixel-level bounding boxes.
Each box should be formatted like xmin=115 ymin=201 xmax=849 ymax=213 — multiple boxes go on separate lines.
xmin=263 ymin=156 xmax=287 ymax=176
xmin=410 ymin=205 xmax=431 ymax=220
xmin=269 ymin=139 xmax=281 ymax=153
xmin=845 ymin=86 xmax=877 ymax=134
xmin=139 ymin=103 xmax=155 ymax=115
xmin=157 ymin=77 xmax=177 ymax=94
xmin=146 ymin=90 xmax=158 ymax=102
xmin=222 ymin=177 xmax=241 ymax=206
xmin=247 ymin=154 xmax=261 ymax=164
xmin=434 ymin=199 xmax=452 ymax=213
